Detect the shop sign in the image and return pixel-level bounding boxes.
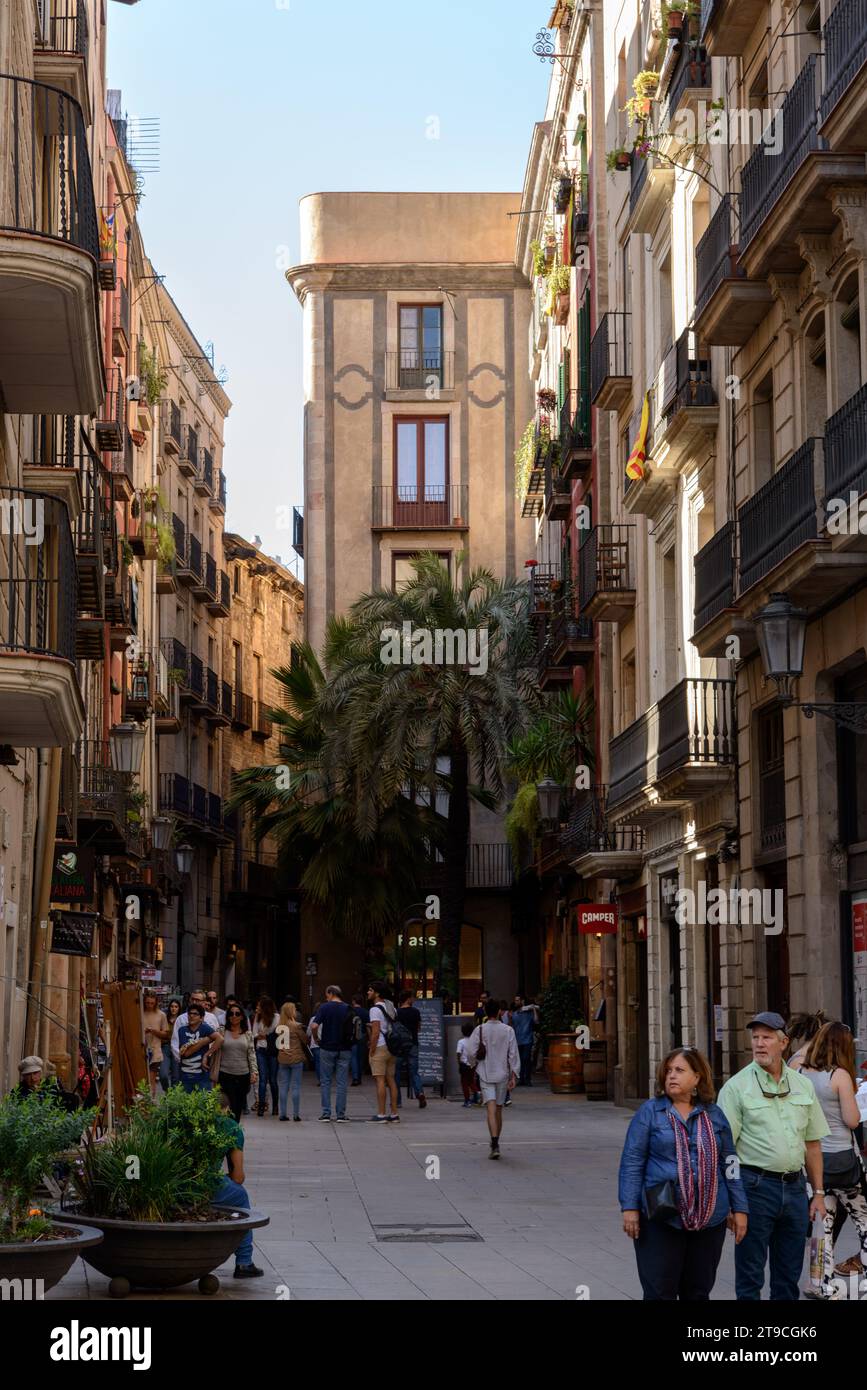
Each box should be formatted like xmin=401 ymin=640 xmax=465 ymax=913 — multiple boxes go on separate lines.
xmin=853 ymin=895 xmax=867 ymax=1065
xmin=50 ymin=911 xmax=97 ymax=957
xmin=50 ymin=845 xmax=95 ymax=905
xmin=576 ymin=904 xmax=619 ymax=935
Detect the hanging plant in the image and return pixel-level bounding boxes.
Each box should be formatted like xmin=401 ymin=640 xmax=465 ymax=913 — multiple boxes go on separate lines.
xmin=553 ymin=170 xmax=573 ymax=214
xmin=138 ymin=343 xmax=168 ymax=407
xmin=530 ymin=239 xmax=547 ymax=278
xmin=537 ymin=387 xmax=558 ymax=413
xmin=515 ymin=418 xmax=537 ymax=500
xmin=606 ymin=147 xmax=633 ymax=172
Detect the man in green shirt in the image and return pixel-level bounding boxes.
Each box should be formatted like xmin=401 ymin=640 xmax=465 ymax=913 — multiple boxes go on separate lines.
xmin=718 ymin=1011 xmax=829 ymax=1300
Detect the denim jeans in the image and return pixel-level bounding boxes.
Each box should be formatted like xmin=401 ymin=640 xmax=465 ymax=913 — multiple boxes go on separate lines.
xmin=180 ymin=1071 xmax=212 ymax=1093
xmin=159 ymin=1051 xmax=181 ymax=1090
xmin=518 ymin=1044 xmax=533 ymax=1086
xmin=634 ymin=1216 xmax=727 ymax=1300
xmin=350 ymin=1041 xmax=365 ymax=1083
xmin=313 ymin=1048 xmax=321 ymax=1080
xmin=213 ymin=1175 xmax=254 ymax=1267
xmin=735 ymin=1169 xmax=809 ymax=1300
xmin=395 ymin=1045 xmax=422 ymax=1105
xmin=319 ymin=1048 xmax=350 ymax=1118
xmin=278 ymin=1062 xmax=304 ymax=1118
xmin=257 ymin=1052 xmax=278 ymax=1112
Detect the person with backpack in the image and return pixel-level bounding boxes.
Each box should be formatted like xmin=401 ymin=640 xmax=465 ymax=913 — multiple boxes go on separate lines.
xmin=395 ymin=989 xmax=427 ymax=1110
xmin=312 ymin=985 xmax=354 ymax=1122
xmin=465 ymin=997 xmax=520 ymax=1159
xmin=367 ymin=981 xmax=401 ymax=1123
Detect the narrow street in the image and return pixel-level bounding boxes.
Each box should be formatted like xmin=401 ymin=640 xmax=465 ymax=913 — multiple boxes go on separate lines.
xmin=51 ymin=1082 xmax=854 ymax=1302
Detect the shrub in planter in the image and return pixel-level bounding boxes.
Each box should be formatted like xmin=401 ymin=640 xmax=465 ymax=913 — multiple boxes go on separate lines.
xmin=538 ymin=974 xmax=588 ymax=1094
xmin=606 ymin=148 xmax=632 ymax=172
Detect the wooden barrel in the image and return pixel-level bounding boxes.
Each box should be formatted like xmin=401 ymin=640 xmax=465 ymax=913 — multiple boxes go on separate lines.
xmin=584 ymin=1040 xmax=608 ymax=1100
xmin=546 ymin=1033 xmax=585 ymax=1094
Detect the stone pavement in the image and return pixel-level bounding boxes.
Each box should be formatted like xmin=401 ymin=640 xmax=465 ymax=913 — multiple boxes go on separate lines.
xmin=50 ymin=1075 xmax=858 ymax=1302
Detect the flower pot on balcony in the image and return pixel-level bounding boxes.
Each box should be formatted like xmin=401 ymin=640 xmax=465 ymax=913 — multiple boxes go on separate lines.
xmin=554 ymin=289 xmax=571 ymax=326
xmin=614 ymin=151 xmax=632 ymax=171
xmin=667 ymin=7 xmax=685 ymax=36
xmin=554 ymin=176 xmax=573 ymax=214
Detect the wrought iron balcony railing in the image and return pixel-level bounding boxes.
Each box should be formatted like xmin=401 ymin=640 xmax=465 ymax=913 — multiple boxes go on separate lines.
xmin=824 ymin=382 xmax=867 ymax=503
xmin=0 ymin=489 xmax=76 ymax=663
xmin=37 ymin=0 xmax=89 ymax=63
xmin=739 ymin=438 xmax=819 ymax=593
xmin=590 ymin=312 xmax=631 ymax=402
xmin=821 ymin=0 xmax=867 ymax=127
xmin=292 ymin=505 xmax=303 ymax=557
xmin=695 ymin=194 xmax=742 ymax=319
xmin=466 ymin=843 xmax=513 ymax=889
xmin=693 ymin=521 xmax=735 ymax=632
xmin=740 ymin=55 xmax=824 ymax=253
xmin=79 ymin=741 xmax=126 ymax=823
xmin=609 ymin=677 xmax=736 ymax=809
xmin=385 ymin=351 xmax=455 ymax=391
xmin=665 ymin=40 xmax=710 ymax=118
xmin=559 ymin=387 xmax=591 ymax=452
xmin=561 ymin=789 xmax=646 ymax=857
xmin=372 ymin=484 xmax=468 ymax=529
xmin=578 ymin=524 xmax=636 ymax=613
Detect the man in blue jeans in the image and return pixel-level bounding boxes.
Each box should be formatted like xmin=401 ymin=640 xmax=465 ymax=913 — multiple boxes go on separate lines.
xmin=511 ymin=995 xmax=536 ymax=1086
xmin=213 ymin=1095 xmax=263 ymax=1278
xmin=312 ymin=985 xmax=351 ymax=1121
xmin=718 ymin=1011 xmax=829 ymax=1300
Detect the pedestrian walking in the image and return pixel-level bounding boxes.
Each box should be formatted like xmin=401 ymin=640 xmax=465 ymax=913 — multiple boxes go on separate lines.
xmin=206 ymin=991 xmax=227 ymax=1027
xmin=350 ymin=993 xmax=369 ymax=1086
xmin=795 ymin=1021 xmax=867 ymax=1299
xmin=718 ymin=1011 xmax=830 ymax=1301
xmin=457 ymin=1021 xmax=480 ymax=1106
xmin=367 ymin=981 xmax=400 ymax=1123
xmin=213 ymin=1093 xmax=264 ymax=1279
xmin=160 ymin=999 xmax=183 ymax=1090
xmin=170 ymin=989 xmax=222 ymax=1065
xmin=785 ymin=1009 xmax=828 ymax=1070
xmin=312 ymin=986 xmax=353 ymax=1122
xmin=511 ymin=995 xmax=536 ymax=1087
xmin=395 ymin=990 xmax=427 ymax=1109
xmin=473 ymin=990 xmax=490 ymax=1024
xmin=216 ymin=1002 xmax=258 ymax=1122
xmin=619 ymin=1046 xmax=749 ymax=1301
xmin=277 ymin=1001 xmax=308 ymax=1121
xmin=177 ymin=1004 xmax=216 ymax=1092
xmin=465 ymin=998 xmax=519 ymax=1159
xmin=142 ymin=991 xmax=169 ymax=1098
xmin=252 ymin=996 xmax=280 ymax=1116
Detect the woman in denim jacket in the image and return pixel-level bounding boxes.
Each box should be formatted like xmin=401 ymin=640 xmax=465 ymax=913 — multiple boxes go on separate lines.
xmin=618 ymin=1046 xmax=749 ymax=1300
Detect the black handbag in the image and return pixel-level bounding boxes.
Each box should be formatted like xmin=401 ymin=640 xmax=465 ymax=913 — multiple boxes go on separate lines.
xmin=645 ymin=1179 xmax=679 ymax=1223
xmin=823 ymin=1145 xmax=864 ymax=1191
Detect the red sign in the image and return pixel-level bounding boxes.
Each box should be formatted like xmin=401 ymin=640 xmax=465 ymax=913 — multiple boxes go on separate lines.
xmin=576 ymin=905 xmax=619 ymax=935
xmin=853 ymin=899 xmax=867 ymax=954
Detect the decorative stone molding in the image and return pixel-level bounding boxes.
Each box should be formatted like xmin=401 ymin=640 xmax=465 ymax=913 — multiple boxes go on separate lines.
xmin=830 ymin=186 xmax=867 ymax=260
xmin=284 ymin=266 xmax=335 ymax=305
xmin=467 ymin=361 xmax=506 ymax=408
xmin=333 ymin=363 xmax=374 ymax=411
xmin=767 ymin=273 xmax=801 ymax=328
xmin=795 ymin=235 xmax=835 ymax=303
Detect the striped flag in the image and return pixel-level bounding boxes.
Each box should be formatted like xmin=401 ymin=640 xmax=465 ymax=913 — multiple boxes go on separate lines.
xmin=626 ymin=392 xmax=651 ymax=481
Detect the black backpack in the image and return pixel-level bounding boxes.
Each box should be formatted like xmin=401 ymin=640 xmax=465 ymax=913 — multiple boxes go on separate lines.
xmin=385 ymin=1006 xmax=414 ymax=1058
xmin=341 ymin=1005 xmax=365 ymax=1049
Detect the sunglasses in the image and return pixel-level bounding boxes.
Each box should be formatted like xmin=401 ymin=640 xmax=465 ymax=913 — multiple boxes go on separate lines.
xmin=227 ymin=1010 xmax=243 ymax=1017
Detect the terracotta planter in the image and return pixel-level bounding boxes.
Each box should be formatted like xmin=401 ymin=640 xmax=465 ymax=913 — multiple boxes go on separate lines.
xmin=614 ymin=152 xmax=632 ymax=172
xmin=667 ymin=9 xmax=685 ymax=36
xmin=0 ymin=1221 xmax=103 ymax=1293
xmin=546 ymin=1033 xmax=585 ymax=1093
xmin=554 ymin=289 xmax=571 ymax=326
xmin=52 ymin=1205 xmax=269 ymax=1298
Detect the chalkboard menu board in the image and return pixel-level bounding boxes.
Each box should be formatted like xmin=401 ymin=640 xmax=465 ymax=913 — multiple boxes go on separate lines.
xmin=50 ymin=912 xmax=96 ymax=957
xmin=416 ymin=998 xmax=444 ymax=1088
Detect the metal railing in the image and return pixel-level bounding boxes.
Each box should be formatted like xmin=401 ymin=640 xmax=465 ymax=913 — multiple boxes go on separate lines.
xmin=222 ymin=680 xmax=233 ymax=719
xmin=609 ymin=677 xmax=735 ymax=808
xmin=172 ymin=513 xmax=187 ymax=566
xmin=220 ymin=571 xmax=231 ymax=611
xmin=212 ymin=471 xmax=227 ymax=509
xmin=739 ymin=438 xmax=819 ymax=593
xmin=197 ymin=447 xmax=214 ymax=492
xmin=0 ymin=75 xmax=98 ymax=261
xmin=821 ymin=0 xmax=867 ymax=126
xmin=206 ymin=666 xmax=220 ymax=712
xmin=188 ymin=533 xmax=204 ymax=582
xmin=693 ymin=521 xmax=735 ymax=632
xmin=372 ymin=484 xmax=468 ymax=528
xmin=695 ymin=194 xmax=741 ymax=319
xmin=741 ymin=55 xmax=824 ymax=252
xmin=111 ymin=429 xmax=134 ymax=489
xmin=79 ymin=741 xmax=125 ymax=822
xmin=0 ymin=489 xmax=76 ymax=662
xmin=665 ymin=41 xmax=710 ymax=118
xmin=561 ymin=789 xmax=646 ymax=856
xmin=293 ymin=506 xmax=303 ymax=557
xmin=630 ymin=149 xmax=649 ymax=214
xmin=37 ymin=0 xmax=89 ymax=63
xmin=385 ymin=351 xmax=455 ymax=391
xmin=163 ymin=400 xmax=182 ymax=450
xmin=824 ymin=382 xmax=867 ymax=503
xmin=189 ymin=652 xmax=205 ymax=701
xmin=590 ymin=312 xmax=631 ymax=401
xmin=159 ymin=772 xmax=190 ymax=816
xmin=253 ymin=703 xmax=273 ymax=739
xmin=560 ymin=387 xmax=591 ymax=452
xmin=205 ymin=553 xmax=217 ymax=598
xmin=192 ymin=784 xmax=207 ymax=821
xmin=466 ymin=843 xmax=513 ymax=889
xmin=578 ymin=524 xmax=636 ymax=613
xmin=114 ymin=278 xmax=130 ymax=342
xmin=97 ymin=366 xmax=125 ymax=448
xmin=234 ymin=690 xmax=253 ymax=728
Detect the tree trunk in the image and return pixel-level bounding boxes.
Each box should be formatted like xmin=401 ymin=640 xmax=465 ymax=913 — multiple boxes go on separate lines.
xmin=435 ymin=743 xmax=470 ymax=1001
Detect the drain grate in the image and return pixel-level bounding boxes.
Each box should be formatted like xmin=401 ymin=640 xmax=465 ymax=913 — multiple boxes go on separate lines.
xmin=373 ymin=1222 xmax=482 ymax=1243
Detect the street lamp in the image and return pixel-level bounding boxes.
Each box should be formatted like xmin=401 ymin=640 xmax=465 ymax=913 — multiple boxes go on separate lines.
xmin=151 ymin=815 xmax=175 ymax=852
xmin=175 ymin=843 xmax=194 ymax=877
xmin=109 ymin=721 xmax=146 ymax=777
xmin=536 ymin=778 xmax=564 ymax=827
xmin=755 ymin=593 xmax=807 ymax=703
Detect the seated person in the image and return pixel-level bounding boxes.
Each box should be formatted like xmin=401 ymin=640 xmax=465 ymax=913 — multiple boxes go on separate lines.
xmin=212 ymin=1091 xmax=263 ymax=1279
xmin=11 ymin=1056 xmax=79 ymax=1110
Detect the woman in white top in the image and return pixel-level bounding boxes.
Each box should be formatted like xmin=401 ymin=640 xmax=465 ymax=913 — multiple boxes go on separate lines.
xmin=252 ymin=995 xmax=280 ymax=1117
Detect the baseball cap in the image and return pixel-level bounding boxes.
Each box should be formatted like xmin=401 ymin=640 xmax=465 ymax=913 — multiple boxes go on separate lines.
xmin=18 ymin=1055 xmax=43 ymax=1076
xmin=746 ymin=1011 xmax=787 ymax=1032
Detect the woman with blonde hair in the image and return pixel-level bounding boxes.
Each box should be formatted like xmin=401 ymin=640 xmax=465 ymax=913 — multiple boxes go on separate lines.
xmin=798 ymin=1021 xmax=867 ymax=1299
xmin=277 ymin=1002 xmax=308 ymax=1121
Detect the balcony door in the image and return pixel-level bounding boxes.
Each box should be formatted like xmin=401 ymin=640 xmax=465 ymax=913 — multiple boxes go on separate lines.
xmin=399 ymin=305 xmax=443 ymax=389
xmin=394 ymin=417 xmax=449 ymax=527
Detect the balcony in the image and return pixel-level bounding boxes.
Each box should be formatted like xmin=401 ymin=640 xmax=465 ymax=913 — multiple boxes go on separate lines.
xmin=372 ymin=484 xmax=469 ymax=530
xmin=628 ymin=331 xmax=718 ymax=519
xmin=609 ymin=677 xmax=736 ymax=819
xmin=232 ymin=690 xmax=253 ymax=730
xmin=563 ymin=790 xmax=645 ymax=881
xmin=79 ymin=742 xmax=127 ymax=848
xmin=544 ymin=452 xmax=571 ymax=522
xmin=162 ymin=400 xmax=182 ymax=455
xmin=739 ymin=55 xmax=863 ymax=279
xmin=521 ymin=421 xmax=552 ymax=520
xmin=694 ymin=194 xmax=773 ymax=346
xmin=128 ymin=491 xmax=159 ymax=560
xmin=194 ymin=447 xmax=214 ymax=497
xmin=112 ymin=278 xmax=130 ymax=357
xmin=0 ymin=490 xmax=84 ymax=745
xmin=662 ymin=39 xmax=710 ymax=123
xmin=124 ymin=652 xmax=153 ymax=721
xmin=207 ymin=668 xmax=229 ymax=726
xmin=292 ymin=506 xmax=304 ymax=558
xmin=69 ymin=437 xmax=104 ymax=618
xmin=105 ymin=564 xmax=134 ymax=649
xmin=700 ymin=0 xmax=766 ymax=56
xmin=159 ymin=772 xmax=190 ymax=818
xmin=466 ymin=843 xmax=513 ymax=890
xmin=34 ymin=1 xmax=90 ymax=117
xmin=0 ymin=77 xmax=103 ymax=415
xmin=579 ymin=524 xmax=636 ymax=623
xmin=188 ymin=653 xmax=206 ymax=708
xmin=252 ymin=703 xmax=273 ymax=740
xmin=692 ymin=521 xmax=738 ymax=657
xmin=385 ymin=351 xmax=455 ymax=395
xmin=111 ymin=429 xmax=135 ymax=502
xmin=590 ymin=312 xmax=632 ymax=411
xmin=820 ymin=0 xmax=867 ymax=149
xmin=96 ymin=367 xmax=125 ymax=452
xmin=550 ymin=605 xmax=594 ymax=668
xmin=162 ymin=638 xmax=191 ymax=703
xmin=209 ymin=470 xmax=227 ymax=514
xmin=203 ymin=553 xmax=218 ymax=603
xmin=206 ymin=560 xmax=228 ymax=615
xmin=154 ymin=645 xmax=181 ymax=735
xmin=534 ymin=619 xmax=574 ymax=692
xmin=178 ymin=424 xmax=198 ymax=478
xmin=188 ymin=535 xmax=208 ymax=597
xmin=628 ymin=148 xmax=675 ymax=236
xmin=559 ymin=388 xmax=592 ymax=483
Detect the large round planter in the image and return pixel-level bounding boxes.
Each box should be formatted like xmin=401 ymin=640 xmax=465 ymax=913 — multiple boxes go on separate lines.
xmin=0 ymin=1221 xmax=103 ymax=1292
xmin=52 ymin=1206 xmax=269 ymax=1296
xmin=546 ymin=1033 xmax=585 ymax=1094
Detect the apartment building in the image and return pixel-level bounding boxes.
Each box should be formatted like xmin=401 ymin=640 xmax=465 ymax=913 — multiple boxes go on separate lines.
xmin=221 ymin=535 xmax=304 ymax=1003
xmin=286 ymin=191 xmax=534 ymax=1004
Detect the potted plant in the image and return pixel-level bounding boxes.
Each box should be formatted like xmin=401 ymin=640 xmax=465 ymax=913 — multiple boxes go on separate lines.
xmin=537 ymin=387 xmax=558 ymax=413
xmin=553 ymin=170 xmax=573 ymax=214
xmin=0 ymin=1086 xmax=102 ymax=1292
xmin=538 ymin=974 xmax=587 ymax=1093
xmin=626 ymin=70 xmax=660 ymax=124
xmin=607 ymin=147 xmax=633 ymax=172
xmin=54 ymin=1085 xmax=268 ymax=1298
xmin=530 ymin=239 xmax=547 ymax=279
xmin=663 ymin=0 xmax=687 ymax=37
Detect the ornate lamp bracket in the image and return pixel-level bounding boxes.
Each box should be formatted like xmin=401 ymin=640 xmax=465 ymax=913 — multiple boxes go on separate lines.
xmin=800 ymin=702 xmax=867 ymax=735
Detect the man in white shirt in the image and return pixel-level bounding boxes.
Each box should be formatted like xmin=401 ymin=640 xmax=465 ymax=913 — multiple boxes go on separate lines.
xmin=171 ymin=989 xmax=222 ymax=1062
xmin=465 ymin=997 xmax=519 ymax=1159
xmin=206 ymin=990 xmax=227 ymax=1027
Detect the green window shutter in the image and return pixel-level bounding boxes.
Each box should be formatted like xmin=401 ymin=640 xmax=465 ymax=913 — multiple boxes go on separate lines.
xmin=558 ymin=360 xmax=567 ymax=413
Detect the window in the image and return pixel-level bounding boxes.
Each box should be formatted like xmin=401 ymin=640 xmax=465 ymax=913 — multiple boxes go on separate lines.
xmin=233 ymin=565 xmax=241 ymax=596
xmin=752 ymin=371 xmax=774 ymax=490
xmin=757 ymin=706 xmax=786 ymax=855
xmin=394 ymin=416 xmax=449 ymax=525
xmin=392 ymin=551 xmax=450 ymax=590
xmin=398 ymin=305 xmax=443 ymax=388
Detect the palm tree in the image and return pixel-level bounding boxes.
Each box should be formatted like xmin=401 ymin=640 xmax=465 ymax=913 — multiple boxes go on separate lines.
xmin=504 ymin=690 xmax=596 ymax=866
xmin=228 ymin=643 xmax=441 ymax=945
xmin=317 ymin=553 xmax=537 ymax=993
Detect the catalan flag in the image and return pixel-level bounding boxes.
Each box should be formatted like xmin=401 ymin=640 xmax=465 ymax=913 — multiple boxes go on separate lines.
xmin=99 ymin=209 xmax=117 ymax=257
xmin=626 ymin=392 xmax=651 ymax=482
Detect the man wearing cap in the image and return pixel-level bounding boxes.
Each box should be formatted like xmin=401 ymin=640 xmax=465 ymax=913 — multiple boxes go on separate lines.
xmin=11 ymin=1056 xmax=79 ymax=1110
xmin=718 ymin=1011 xmax=829 ymax=1300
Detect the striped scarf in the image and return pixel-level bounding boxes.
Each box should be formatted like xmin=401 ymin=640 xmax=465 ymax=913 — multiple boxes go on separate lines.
xmin=669 ymin=1109 xmax=718 ymax=1231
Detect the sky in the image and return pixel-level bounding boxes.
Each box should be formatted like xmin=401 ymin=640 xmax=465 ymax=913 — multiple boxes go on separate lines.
xmin=107 ymin=0 xmax=549 ymax=575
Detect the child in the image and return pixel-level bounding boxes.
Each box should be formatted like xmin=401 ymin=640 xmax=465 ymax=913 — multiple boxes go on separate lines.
xmin=457 ymin=1020 xmax=480 ymax=1107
